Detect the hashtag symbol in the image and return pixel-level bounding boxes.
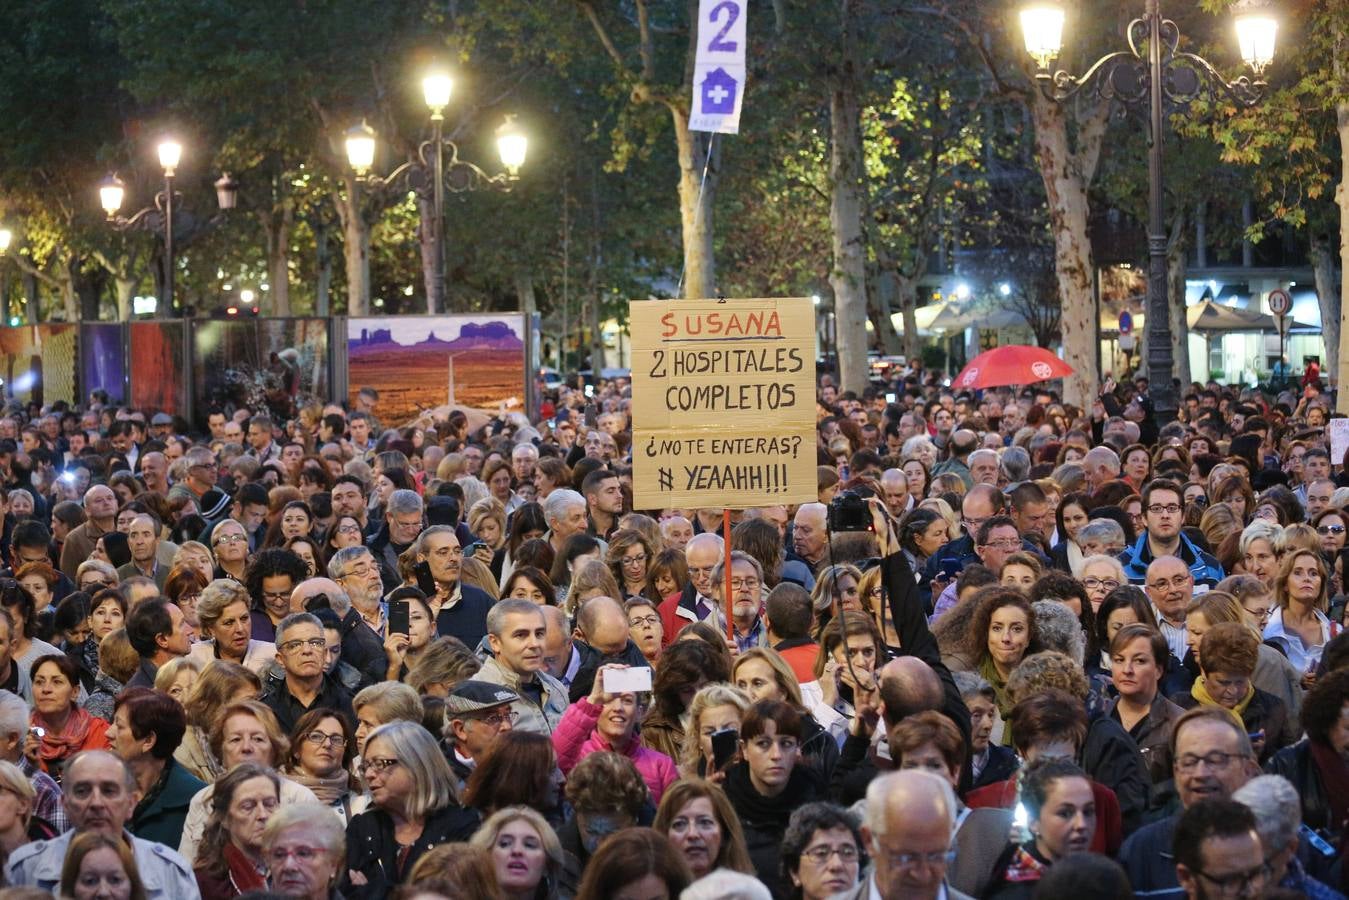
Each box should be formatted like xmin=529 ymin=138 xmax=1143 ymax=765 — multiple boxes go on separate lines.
xmin=658 ymin=467 xmax=673 ymax=491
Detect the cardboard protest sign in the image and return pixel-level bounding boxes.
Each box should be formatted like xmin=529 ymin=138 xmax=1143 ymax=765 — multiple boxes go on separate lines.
xmin=1330 ymin=417 xmax=1349 ymax=469
xmin=630 ymin=298 xmax=816 ymax=509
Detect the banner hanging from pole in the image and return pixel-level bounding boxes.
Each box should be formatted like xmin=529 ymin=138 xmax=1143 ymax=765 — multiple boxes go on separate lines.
xmin=689 ymin=0 xmax=747 ymax=134
xmin=630 ymin=298 xmax=816 ymax=510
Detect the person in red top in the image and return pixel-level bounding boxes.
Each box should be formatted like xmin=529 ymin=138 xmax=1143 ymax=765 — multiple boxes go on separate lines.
xmin=964 ymin=690 xmax=1123 ymax=856
xmin=764 ymin=583 xmax=820 ymax=686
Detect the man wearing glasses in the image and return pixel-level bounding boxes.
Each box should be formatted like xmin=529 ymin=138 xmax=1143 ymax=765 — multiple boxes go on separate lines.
xmin=260 ymin=612 xmax=354 ymax=733
xmin=169 ymin=447 xmax=217 ymax=505
xmin=443 ymin=681 xmax=519 ymax=793
xmin=1173 ymin=799 xmax=1268 ymax=900
xmin=1120 ymin=479 xmax=1225 ymax=589
xmin=418 ymin=525 xmax=493 ymax=650
xmin=1120 ymin=707 xmax=1258 ymax=899
xmin=831 ymin=769 xmax=972 ymax=900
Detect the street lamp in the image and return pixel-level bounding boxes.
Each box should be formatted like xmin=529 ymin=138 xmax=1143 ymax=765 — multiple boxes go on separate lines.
xmin=0 ymin=229 xmax=12 ymax=255
xmin=1021 ymin=0 xmax=1277 ymax=425
xmin=100 ymin=139 xmax=238 ymax=315
xmin=345 ymin=72 xmax=527 ymax=313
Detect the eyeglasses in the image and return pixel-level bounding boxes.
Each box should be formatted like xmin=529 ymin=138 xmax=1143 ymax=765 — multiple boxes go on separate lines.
xmin=874 ymin=847 xmax=957 ymax=871
xmin=1318 ymin=524 xmax=1346 ymax=535
xmin=341 ymin=563 xmax=375 ymax=578
xmin=1148 ymin=575 xmax=1192 ymax=592
xmin=629 ymin=615 xmax=660 ymax=628
xmin=473 ymin=709 xmax=518 ymax=729
xmin=262 ymin=589 xmax=291 ymax=604
xmin=1176 ymin=750 xmax=1248 ymax=772
xmin=1082 ymin=577 xmax=1120 ymax=592
xmin=362 ymin=757 xmax=401 ymax=774
xmin=980 ymin=540 xmax=1020 ymax=550
xmin=303 ymin=731 xmax=346 ymax=748
xmin=265 ymin=845 xmax=327 ymax=866
xmin=800 ymin=844 xmax=860 ymax=865
xmin=281 ymin=638 xmax=327 ymax=654
xmin=621 ymin=553 xmax=648 ymax=567
xmin=1243 ymin=606 xmax=1274 ymax=623
xmin=214 ymin=534 xmax=247 ymax=545
xmin=1147 ymin=503 xmax=1183 ymax=515
xmin=730 ymin=577 xmax=760 ymax=590
xmin=1194 ymin=861 xmax=1270 ymax=897
xmin=337 ymin=523 xmax=361 ymax=535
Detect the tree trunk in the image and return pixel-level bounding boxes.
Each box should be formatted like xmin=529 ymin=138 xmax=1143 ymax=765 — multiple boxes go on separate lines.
xmin=828 ymin=0 xmax=870 ymax=394
xmin=1311 ymin=234 xmax=1340 ymax=383
xmin=870 ymin=261 xmax=903 ymax=355
xmin=333 ymin=177 xmax=370 ymax=316
xmin=895 ymin=269 xmax=922 ymax=360
xmin=589 ymin=291 xmax=605 ymax=372
xmin=418 ymin=193 xmax=439 ymax=314
xmin=1337 ymin=32 xmax=1349 ymax=411
xmin=115 ymin=278 xmax=135 ymax=321
xmin=1167 ymin=208 xmax=1192 ymax=385
xmin=264 ymin=185 xmax=294 ymax=317
xmin=671 ymin=112 xmax=718 ymax=299
xmin=1029 ymin=91 xmax=1102 ymax=410
xmin=314 ymin=218 xmax=332 ymax=317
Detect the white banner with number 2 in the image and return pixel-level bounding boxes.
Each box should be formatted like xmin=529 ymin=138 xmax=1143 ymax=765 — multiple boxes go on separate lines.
xmin=689 ymin=0 xmax=746 ymax=134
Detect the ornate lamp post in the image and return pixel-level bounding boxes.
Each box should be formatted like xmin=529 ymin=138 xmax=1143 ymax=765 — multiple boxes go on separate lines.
xmin=1020 ymin=1 xmax=1277 ymax=423
xmin=344 ymin=77 xmax=527 ymax=314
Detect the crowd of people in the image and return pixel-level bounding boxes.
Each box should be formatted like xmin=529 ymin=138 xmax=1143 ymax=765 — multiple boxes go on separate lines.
xmin=0 ymin=369 xmax=1336 ymax=899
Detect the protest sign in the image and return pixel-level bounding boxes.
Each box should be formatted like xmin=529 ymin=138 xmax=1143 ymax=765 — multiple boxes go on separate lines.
xmin=630 ymin=298 xmax=816 ymax=509
xmin=1330 ymin=417 xmax=1349 ymax=469
xmin=689 ymin=0 xmax=747 ymax=134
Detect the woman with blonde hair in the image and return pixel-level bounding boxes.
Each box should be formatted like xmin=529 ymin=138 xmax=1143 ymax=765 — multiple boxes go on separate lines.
xmin=467 ymin=497 xmax=508 ymax=555
xmin=565 ymin=559 xmax=622 ymax=617
xmin=190 ymin=579 xmax=276 ymax=675
xmin=917 ymin=497 xmax=960 ymax=542
xmin=175 ymin=660 xmax=263 ymax=782
xmin=153 ymin=656 xmax=202 ymax=705
xmin=856 ymin=565 xmax=900 ymax=653
xmin=732 ymin=648 xmax=844 ymax=771
xmin=1198 ymin=502 xmax=1242 ymax=554
xmin=0 ymin=760 xmax=34 ymax=864
xmin=469 ymin=805 xmax=569 ymax=900
xmin=809 ymin=564 xmax=864 ymax=640
xmin=678 ymin=683 xmax=752 ymax=779
xmin=1266 ymin=547 xmax=1336 ymax=678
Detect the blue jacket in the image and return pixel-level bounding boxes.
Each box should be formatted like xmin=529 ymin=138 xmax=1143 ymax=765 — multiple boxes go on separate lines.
xmin=1118 ymin=814 xmax=1182 ymax=900
xmin=1118 ymin=532 xmax=1224 ymax=588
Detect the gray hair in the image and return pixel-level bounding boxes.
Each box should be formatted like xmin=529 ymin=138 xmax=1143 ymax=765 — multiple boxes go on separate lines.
xmin=1239 ymin=520 xmax=1282 ymax=556
xmin=487 ymin=598 xmax=546 ymax=637
xmin=364 ymin=720 xmax=459 ymax=813
xmin=968 ymin=449 xmax=999 ymax=470
xmin=414 ymin=525 xmax=457 ymax=557
xmin=196 ymin=579 xmax=251 ymax=633
xmin=1077 ymin=519 xmax=1126 ymax=549
xmin=864 ymin=770 xmax=957 ymax=836
xmin=901 ymin=435 xmax=936 ymax=458
xmin=76 ymin=559 xmax=118 ymax=584
xmin=1000 ymin=447 xmax=1031 ymax=483
xmin=1083 ymin=446 xmax=1121 ymax=474
xmin=386 ymin=489 xmax=423 ymax=518
xmin=1051 ymin=463 xmax=1086 ymax=493
xmin=679 ymin=870 xmax=772 ymax=900
xmin=511 ymin=443 xmax=539 ymax=461
xmin=951 ymin=671 xmax=997 ymax=705
xmin=710 ymin=551 xmax=764 ymax=594
xmin=327 ymin=545 xmax=374 ymax=581
xmin=276 ymin=612 xmax=323 ymax=644
xmin=0 ymin=690 xmax=27 ymax=737
xmin=543 ymin=489 xmax=586 ymax=528
xmin=1232 ymin=775 xmax=1300 ymax=855
xmin=262 ymin=801 xmax=346 ymax=858
xmin=210 ymin=518 xmax=247 ymax=546
xmin=1080 ymin=554 xmax=1126 ymax=581
xmin=1032 ymin=600 xmax=1086 ymax=665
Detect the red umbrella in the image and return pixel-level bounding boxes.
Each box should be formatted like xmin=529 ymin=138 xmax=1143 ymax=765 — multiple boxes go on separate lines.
xmin=953 ymin=345 xmax=1074 ymax=390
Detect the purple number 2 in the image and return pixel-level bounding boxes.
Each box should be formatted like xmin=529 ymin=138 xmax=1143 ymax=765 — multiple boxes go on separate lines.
xmin=708 ymin=0 xmax=739 ymax=52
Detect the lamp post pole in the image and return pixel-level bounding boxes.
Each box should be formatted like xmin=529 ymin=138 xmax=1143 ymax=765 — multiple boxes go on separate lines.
xmin=430 ymin=111 xmax=446 ymax=314
xmin=1019 ymin=1 xmax=1276 ymax=425
xmin=163 ymin=169 xmax=174 ymax=312
xmin=1143 ymin=0 xmax=1170 ymax=420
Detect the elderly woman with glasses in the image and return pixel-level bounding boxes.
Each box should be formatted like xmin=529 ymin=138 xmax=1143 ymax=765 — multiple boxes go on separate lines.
xmin=606 ymin=530 xmax=656 ymax=602
xmin=262 ymin=802 xmax=348 ymax=900
xmin=281 ymin=709 xmax=368 ymax=824
xmin=780 ymin=802 xmax=863 ymax=900
xmin=343 ymin=720 xmax=479 ymax=899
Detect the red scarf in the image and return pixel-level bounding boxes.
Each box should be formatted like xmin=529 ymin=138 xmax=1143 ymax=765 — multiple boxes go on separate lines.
xmin=224 ymin=843 xmax=267 ymax=894
xmin=33 ymin=707 xmax=98 ymax=764
xmin=1310 ymin=739 xmax=1349 ymax=836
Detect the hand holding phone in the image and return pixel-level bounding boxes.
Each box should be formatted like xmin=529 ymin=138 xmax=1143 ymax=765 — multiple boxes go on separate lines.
xmin=710 ymin=727 xmax=739 ymax=773
xmin=388 ymin=598 xmax=409 ymax=636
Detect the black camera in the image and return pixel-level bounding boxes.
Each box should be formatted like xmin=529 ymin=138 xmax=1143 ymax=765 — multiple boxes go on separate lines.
xmin=828 ymin=490 xmax=872 ymax=533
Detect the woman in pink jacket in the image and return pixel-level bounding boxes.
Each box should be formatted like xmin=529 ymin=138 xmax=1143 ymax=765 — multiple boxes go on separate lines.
xmin=552 ymin=663 xmax=678 ymax=804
